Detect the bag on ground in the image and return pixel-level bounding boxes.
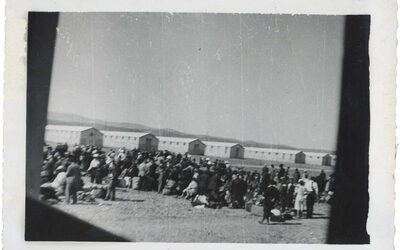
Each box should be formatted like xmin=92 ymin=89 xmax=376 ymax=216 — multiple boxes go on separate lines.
xmin=132 ymin=177 xmax=140 ymax=190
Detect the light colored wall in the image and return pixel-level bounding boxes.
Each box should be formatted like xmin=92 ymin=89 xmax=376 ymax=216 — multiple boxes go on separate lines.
xmin=158 ymin=140 xmax=189 ymax=154
xmin=205 ymin=144 xmax=231 ymax=158
xmin=295 ymin=152 xmax=306 ymax=164
xmin=305 ymin=154 xmax=324 ymax=165
xmin=276 ymin=152 xmax=296 ymax=163
xmin=322 ymin=155 xmax=333 ymax=166
xmin=102 ymin=134 xmax=140 ymax=149
xmin=188 ymin=140 xmax=206 ymax=155
xmin=244 ymin=148 xmax=296 ymax=163
xmin=80 ymin=128 xmax=103 ymax=147
xmin=45 ymin=129 xmax=80 ymax=146
xmin=230 ymin=145 xmax=244 ymax=159
xmin=138 ymin=134 xmax=158 ymax=151
xmin=244 ymin=149 xmax=273 ymax=161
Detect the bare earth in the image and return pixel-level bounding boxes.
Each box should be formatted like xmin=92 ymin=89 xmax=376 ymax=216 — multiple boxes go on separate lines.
xmin=53 ymin=187 xmax=330 ymax=243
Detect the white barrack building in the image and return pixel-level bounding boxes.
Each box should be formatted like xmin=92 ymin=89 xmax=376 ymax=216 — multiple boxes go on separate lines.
xmin=303 ymin=152 xmax=335 ymax=166
xmin=45 ymin=125 xmax=103 ymax=147
xmin=244 ymin=147 xmax=301 ymax=163
xmin=204 ymin=141 xmax=244 ymax=159
xmin=102 ymin=131 xmax=159 ymax=152
xmin=157 ymin=136 xmax=206 ymax=155
xmin=45 ymin=125 xmax=335 ymax=166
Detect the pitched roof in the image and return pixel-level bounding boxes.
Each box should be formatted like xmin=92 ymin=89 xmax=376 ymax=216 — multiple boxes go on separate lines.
xmin=203 ymin=141 xmax=243 ymax=148
xmin=157 ymin=136 xmax=203 ymax=144
xmin=46 ymin=124 xmax=98 ymax=132
xmin=101 ymin=130 xmax=154 ymax=138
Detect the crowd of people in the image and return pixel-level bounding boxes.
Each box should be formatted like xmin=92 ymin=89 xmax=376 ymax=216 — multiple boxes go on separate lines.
xmin=40 ymin=143 xmax=335 ymax=223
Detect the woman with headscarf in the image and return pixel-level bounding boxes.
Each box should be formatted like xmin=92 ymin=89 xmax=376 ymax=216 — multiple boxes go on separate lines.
xmin=181 ymin=174 xmax=199 ymax=200
xmin=51 ymin=165 xmax=67 ymax=196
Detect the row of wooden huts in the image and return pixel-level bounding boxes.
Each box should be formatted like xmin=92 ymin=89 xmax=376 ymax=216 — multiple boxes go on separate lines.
xmin=44 ymin=125 xmax=336 ymax=166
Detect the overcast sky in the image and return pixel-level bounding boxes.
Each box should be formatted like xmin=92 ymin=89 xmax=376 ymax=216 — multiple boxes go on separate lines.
xmin=48 ymin=13 xmax=345 ymax=151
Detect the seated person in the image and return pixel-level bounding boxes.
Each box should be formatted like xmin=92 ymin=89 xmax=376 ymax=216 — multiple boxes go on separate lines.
xmin=181 ymin=177 xmax=198 ymax=199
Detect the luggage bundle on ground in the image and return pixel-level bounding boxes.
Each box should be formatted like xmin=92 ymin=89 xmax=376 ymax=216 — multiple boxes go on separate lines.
xmin=118 ymin=177 xmax=131 ymax=188
xmin=246 ymin=197 xmax=294 ymax=222
xmin=77 ymin=191 xmax=96 ymax=202
xmin=39 ymin=182 xmax=60 ymax=201
xmin=82 ymin=183 xmax=107 ymax=200
xmin=249 ymin=203 xmax=263 ymax=216
xmin=162 ymin=179 xmax=177 ymax=195
xmin=131 ymin=177 xmax=140 ymax=190
xmin=191 ymin=194 xmax=209 ymax=207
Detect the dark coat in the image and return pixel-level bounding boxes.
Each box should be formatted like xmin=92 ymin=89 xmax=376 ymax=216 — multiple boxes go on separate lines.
xmin=66 ymin=163 xmax=81 ymax=184
xmin=260 ymin=173 xmax=271 ymax=191
xmin=198 ymin=172 xmax=209 ymax=188
xmin=110 ymin=167 xmax=121 ymax=187
xmin=293 ymin=171 xmax=301 ymax=183
xmin=230 ymin=178 xmax=243 ymax=199
xmin=198 ymin=172 xmax=209 ymax=195
xmin=264 ymin=185 xmax=280 ymax=207
xmin=207 ymin=173 xmax=221 ymax=192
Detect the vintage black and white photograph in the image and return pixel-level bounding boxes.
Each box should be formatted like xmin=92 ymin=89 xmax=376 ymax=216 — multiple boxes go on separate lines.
xmin=23 ymin=12 xmax=373 ymax=244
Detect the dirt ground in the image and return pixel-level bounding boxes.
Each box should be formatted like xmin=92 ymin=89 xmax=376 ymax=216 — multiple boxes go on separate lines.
xmin=53 ymin=187 xmax=330 ymax=243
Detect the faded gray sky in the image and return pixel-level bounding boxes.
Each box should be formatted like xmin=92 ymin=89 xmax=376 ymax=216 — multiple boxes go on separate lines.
xmin=48 ymin=13 xmax=344 ymax=151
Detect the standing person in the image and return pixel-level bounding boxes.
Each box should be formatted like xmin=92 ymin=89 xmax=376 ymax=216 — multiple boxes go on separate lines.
xmin=229 ymin=174 xmax=246 ymax=208
xmin=270 ymin=165 xmax=276 ymax=178
xmin=278 ymin=164 xmax=285 ymax=179
xmin=197 ymin=168 xmax=209 ymax=195
xmin=248 ymin=173 xmax=261 ymax=199
xmin=293 ymin=168 xmax=301 ymax=183
xmin=260 ymin=167 xmax=271 ymax=192
xmin=294 ymin=180 xmax=307 ymax=218
xmin=229 ymin=174 xmax=241 ymax=208
xmin=207 ymin=170 xmax=221 ymax=205
xmin=238 ymin=174 xmax=248 ymax=206
xmin=156 ymin=161 xmax=167 ymax=193
xmin=81 ymin=149 xmax=93 ymax=171
xmin=316 ymin=170 xmax=327 ymax=200
xmin=143 ymin=159 xmax=155 ymax=191
xmin=147 ymin=159 xmax=158 ymax=191
xmin=324 ymin=174 xmax=335 ymax=204
xmin=137 ymin=159 xmax=147 ymax=190
xmin=286 ymin=178 xmax=296 ymax=209
xmin=105 ymin=161 xmax=120 ymax=201
xmin=325 ymin=174 xmax=335 ymax=193
xmin=305 ymin=176 xmax=318 ymax=218
xmin=88 ymin=154 xmax=101 ymax=183
xmin=319 ymin=169 xmax=326 ymax=181
xmin=280 ymin=183 xmax=288 ymax=212
xmin=258 ymin=181 xmax=280 ymax=225
xmin=71 ymin=146 xmax=82 ymax=165
xmin=65 ymin=162 xmax=82 ymax=204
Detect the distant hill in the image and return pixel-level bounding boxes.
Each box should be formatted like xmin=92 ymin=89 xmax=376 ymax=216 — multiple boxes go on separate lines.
xmin=48 ymin=112 xmax=153 ymax=132
xmin=47 ymin=111 xmax=335 ymax=154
